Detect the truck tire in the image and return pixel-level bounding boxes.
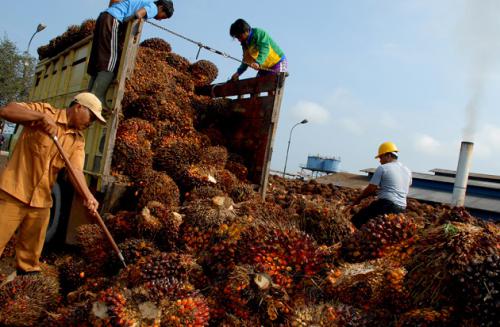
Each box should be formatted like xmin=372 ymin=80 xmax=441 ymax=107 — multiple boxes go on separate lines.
xmin=45 ymin=182 xmax=62 ymax=243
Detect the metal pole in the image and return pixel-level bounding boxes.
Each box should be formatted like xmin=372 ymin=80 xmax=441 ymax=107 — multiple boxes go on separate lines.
xmin=451 ymin=141 xmax=474 ymax=207
xmin=23 ymin=24 xmax=46 ymax=98
xmin=283 ymin=119 xmax=308 ymax=178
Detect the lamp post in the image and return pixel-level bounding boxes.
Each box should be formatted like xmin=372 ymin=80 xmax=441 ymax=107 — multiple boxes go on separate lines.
xmin=283 ymin=119 xmax=308 ymax=178
xmin=22 ymin=23 xmax=46 ymax=98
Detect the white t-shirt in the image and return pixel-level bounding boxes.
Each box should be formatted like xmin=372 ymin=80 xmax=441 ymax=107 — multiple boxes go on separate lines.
xmin=370 ymin=161 xmax=412 ymax=207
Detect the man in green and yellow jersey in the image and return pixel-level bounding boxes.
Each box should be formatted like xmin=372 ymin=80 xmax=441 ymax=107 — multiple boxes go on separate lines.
xmin=230 ymin=18 xmax=287 ymax=81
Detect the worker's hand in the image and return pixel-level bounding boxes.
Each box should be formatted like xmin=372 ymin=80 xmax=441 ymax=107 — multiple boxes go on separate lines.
xmin=250 ymin=62 xmax=260 ymax=70
xmin=40 ymin=115 xmax=57 ymax=137
xmin=84 ymin=196 xmax=99 ymax=216
xmin=231 ymin=72 xmax=240 ymax=81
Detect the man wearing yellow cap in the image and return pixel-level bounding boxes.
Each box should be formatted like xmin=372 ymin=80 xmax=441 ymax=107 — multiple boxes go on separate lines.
xmin=0 ymin=92 xmax=105 ymax=275
xmin=350 ymin=142 xmax=412 ymax=229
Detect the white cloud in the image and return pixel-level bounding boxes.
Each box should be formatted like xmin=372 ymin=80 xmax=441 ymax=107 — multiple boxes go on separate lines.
xmin=326 ymin=88 xmax=363 ymax=112
xmin=471 ymin=124 xmax=500 ymax=159
xmin=414 ymin=134 xmax=443 ymax=155
xmin=338 ymin=118 xmax=364 ymax=136
xmin=290 ymin=100 xmax=330 ymax=124
xmin=379 ymin=112 xmax=398 ymax=129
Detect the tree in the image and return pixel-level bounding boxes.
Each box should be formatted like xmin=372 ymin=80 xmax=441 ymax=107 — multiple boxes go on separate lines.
xmin=0 ymin=35 xmax=36 ymax=106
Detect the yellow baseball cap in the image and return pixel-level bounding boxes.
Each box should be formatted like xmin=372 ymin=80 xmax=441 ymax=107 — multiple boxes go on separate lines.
xmin=73 ymin=92 xmax=106 ymax=124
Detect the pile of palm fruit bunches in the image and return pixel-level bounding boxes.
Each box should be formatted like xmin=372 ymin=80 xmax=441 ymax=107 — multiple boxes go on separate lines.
xmin=0 ymin=20 xmax=498 ymax=327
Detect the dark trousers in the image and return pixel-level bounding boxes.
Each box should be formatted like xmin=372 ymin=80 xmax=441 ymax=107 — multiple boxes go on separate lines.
xmin=87 ymin=12 xmax=123 ymax=77
xmin=351 ymin=199 xmax=405 ymax=229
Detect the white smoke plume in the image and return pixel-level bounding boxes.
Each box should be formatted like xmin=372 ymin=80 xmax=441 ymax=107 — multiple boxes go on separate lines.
xmin=457 ymin=0 xmax=500 ymax=141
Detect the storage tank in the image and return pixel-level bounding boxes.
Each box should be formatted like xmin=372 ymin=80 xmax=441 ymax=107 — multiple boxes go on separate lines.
xmin=306 ymin=155 xmax=323 ymax=170
xmin=322 ymin=158 xmax=341 ymax=173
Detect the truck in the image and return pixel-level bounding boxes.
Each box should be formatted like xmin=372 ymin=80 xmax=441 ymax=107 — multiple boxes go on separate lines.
xmin=11 ymin=19 xmax=287 ymax=243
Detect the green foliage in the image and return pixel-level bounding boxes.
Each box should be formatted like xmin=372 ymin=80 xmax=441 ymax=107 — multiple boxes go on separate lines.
xmin=0 ymin=35 xmax=36 ymax=106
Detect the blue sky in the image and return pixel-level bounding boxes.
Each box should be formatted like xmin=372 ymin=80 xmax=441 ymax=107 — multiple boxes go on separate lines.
xmin=2 ymin=1 xmax=500 ymax=176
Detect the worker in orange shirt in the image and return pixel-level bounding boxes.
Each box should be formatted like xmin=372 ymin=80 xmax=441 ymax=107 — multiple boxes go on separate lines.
xmin=0 ymin=93 xmax=105 ymax=276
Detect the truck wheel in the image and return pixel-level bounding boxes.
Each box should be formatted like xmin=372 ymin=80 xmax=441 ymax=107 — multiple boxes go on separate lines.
xmin=45 ymin=182 xmax=62 ymax=243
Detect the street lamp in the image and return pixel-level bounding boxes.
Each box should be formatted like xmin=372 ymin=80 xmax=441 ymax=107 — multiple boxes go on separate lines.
xmin=26 ymin=23 xmax=47 ymax=57
xmin=23 ymin=23 xmax=46 ymax=98
xmin=283 ymin=119 xmax=308 ymax=178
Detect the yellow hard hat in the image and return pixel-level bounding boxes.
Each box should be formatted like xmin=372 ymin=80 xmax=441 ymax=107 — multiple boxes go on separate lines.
xmin=375 ymin=141 xmax=398 ymax=158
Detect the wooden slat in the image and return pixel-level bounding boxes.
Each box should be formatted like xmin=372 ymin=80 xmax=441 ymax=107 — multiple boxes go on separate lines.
xmin=197 ymin=74 xmax=281 ymax=97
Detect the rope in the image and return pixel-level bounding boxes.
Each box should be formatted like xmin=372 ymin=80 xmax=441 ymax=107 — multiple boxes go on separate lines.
xmin=145 ymin=21 xmax=273 ymax=72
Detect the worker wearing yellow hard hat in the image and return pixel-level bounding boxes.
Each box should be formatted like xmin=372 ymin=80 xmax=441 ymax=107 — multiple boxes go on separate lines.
xmin=349 ymin=141 xmax=412 ymax=229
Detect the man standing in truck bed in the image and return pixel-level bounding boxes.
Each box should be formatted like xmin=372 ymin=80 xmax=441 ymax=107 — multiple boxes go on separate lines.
xmin=0 ymin=93 xmax=105 ymax=275
xmin=88 ymin=0 xmax=174 ymax=107
xmin=230 ymin=18 xmax=287 ymax=81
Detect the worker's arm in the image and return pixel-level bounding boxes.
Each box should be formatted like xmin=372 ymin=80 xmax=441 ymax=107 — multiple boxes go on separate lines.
xmin=352 ymin=184 xmax=378 ymax=205
xmin=0 ymin=102 xmax=57 ymax=136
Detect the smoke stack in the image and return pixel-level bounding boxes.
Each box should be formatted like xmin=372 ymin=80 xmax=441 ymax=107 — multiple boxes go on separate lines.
xmin=451 ymin=141 xmax=474 ymax=207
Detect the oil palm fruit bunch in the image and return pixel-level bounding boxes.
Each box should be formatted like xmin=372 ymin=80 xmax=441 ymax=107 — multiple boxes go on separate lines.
xmin=123 ymin=252 xmax=195 ymax=288
xmin=219 ymin=265 xmax=291 ymax=323
xmin=117 ymin=238 xmax=159 ymax=266
xmin=178 ymin=164 xmax=219 ymax=191
xmin=434 ymin=205 xmax=482 ymax=226
xmin=55 ymin=255 xmax=88 ymax=294
xmin=144 ymin=201 xmax=183 ymax=251
xmin=341 ymin=213 xmax=417 ymax=262
xmin=182 ymin=196 xmax=237 ymax=230
xmin=405 ymin=222 xmax=497 ymax=309
xmin=104 ymin=211 xmax=138 ymax=242
xmin=295 ymin=197 xmax=354 ymax=245
xmin=153 ymin=137 xmax=201 ymax=181
xmin=0 ymin=264 xmax=60 ymax=326
xmin=90 ymin=287 xmax=140 ymax=326
xmin=454 ymin=226 xmax=499 ymax=326
xmin=290 ymin=302 xmax=371 ymax=327
xmin=44 ymin=301 xmax=93 ymax=326
xmin=159 ymin=293 xmax=210 ymax=327
xmin=229 ymin=183 xmax=258 ymax=203
xmin=76 ymin=224 xmax=112 ymax=271
xmin=214 ymin=169 xmax=240 ymax=193
xmin=325 ymin=260 xmax=386 ymax=307
xmin=140 ymin=37 xmax=172 ymax=52
xmin=189 ymin=60 xmax=218 ymax=87
xmin=137 ymin=170 xmax=180 ymax=211
xmin=199 ymin=146 xmax=228 ymax=170
xmin=225 ymin=160 xmax=249 ymax=182
xmin=132 ymin=276 xmax=194 ymax=304
xmin=181 ymin=225 xmax=212 ymax=256
xmin=124 ymin=93 xmax=181 ymax=122
xmin=113 ymin=118 xmax=156 ymax=179
xmin=185 ymin=185 xmax=226 ymax=202
xmin=396 ymin=307 xmax=455 ymax=327
xmin=218 ymin=266 xmax=253 ymax=320
xmin=238 ymin=226 xmax=322 ymax=291
xmin=164 ymin=52 xmax=191 ymax=73
xmin=198 ymin=221 xmax=249 ymax=278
